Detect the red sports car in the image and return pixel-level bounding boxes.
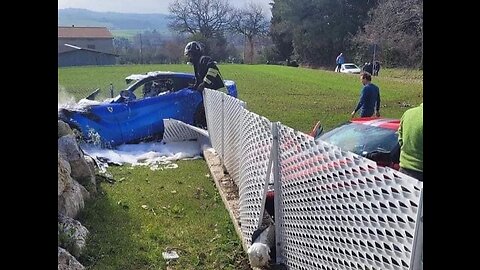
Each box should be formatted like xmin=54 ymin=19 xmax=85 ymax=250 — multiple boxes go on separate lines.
xmin=310 ymin=117 xmax=400 ymax=170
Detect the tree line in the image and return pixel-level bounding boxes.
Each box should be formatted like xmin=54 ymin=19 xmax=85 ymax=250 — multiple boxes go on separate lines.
xmin=114 ymin=0 xmax=423 ymax=69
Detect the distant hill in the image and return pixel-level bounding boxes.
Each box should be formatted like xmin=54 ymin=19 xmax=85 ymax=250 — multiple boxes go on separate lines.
xmin=58 ymin=8 xmax=173 ymax=37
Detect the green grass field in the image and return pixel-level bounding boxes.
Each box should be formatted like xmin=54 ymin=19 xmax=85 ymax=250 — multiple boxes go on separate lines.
xmin=110 ymin=29 xmax=143 ymax=39
xmin=58 ymin=64 xmax=422 ymax=269
xmin=77 ymin=162 xmax=248 ymax=269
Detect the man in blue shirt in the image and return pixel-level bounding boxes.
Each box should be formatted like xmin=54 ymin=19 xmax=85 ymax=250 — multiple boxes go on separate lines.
xmin=335 ymin=53 xmax=345 ymax=72
xmin=351 ymin=73 xmax=381 ymax=118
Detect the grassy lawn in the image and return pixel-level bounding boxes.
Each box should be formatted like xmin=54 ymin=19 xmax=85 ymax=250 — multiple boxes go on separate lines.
xmin=58 ymin=64 xmax=422 ymax=269
xmin=110 ymin=29 xmax=143 ymax=40
xmin=77 ymin=161 xmax=248 ymax=270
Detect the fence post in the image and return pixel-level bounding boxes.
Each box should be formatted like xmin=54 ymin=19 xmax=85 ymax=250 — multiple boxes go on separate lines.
xmin=221 ymin=95 xmax=225 ymax=160
xmin=257 ymin=123 xmax=275 ymax=229
xmin=410 ymin=190 xmax=423 ymax=270
xmin=272 ymin=122 xmax=286 ymax=265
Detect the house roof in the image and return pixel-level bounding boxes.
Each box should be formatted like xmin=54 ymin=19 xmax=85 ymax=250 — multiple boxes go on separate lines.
xmin=59 ymin=44 xmax=119 ymax=56
xmin=58 ymin=26 xmax=113 ymax=39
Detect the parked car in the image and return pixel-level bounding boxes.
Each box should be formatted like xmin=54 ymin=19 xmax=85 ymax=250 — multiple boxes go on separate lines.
xmin=310 ymin=117 xmax=400 ymax=169
xmin=335 ymin=63 xmax=362 ymax=74
xmin=58 ymin=71 xmax=238 ymax=147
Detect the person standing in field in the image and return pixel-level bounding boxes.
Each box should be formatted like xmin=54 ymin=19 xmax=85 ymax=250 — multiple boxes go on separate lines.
xmin=373 ymin=61 xmax=381 ymax=76
xmin=335 ymin=53 xmax=345 ymax=72
xmin=351 ymin=72 xmax=381 ymax=118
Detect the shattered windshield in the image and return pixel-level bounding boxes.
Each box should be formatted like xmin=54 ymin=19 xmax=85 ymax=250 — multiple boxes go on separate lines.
xmin=318 ymin=122 xmax=398 ymax=155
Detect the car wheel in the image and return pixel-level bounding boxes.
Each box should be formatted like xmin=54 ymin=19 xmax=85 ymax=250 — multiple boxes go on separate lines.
xmin=194 ymin=105 xmax=207 ymax=129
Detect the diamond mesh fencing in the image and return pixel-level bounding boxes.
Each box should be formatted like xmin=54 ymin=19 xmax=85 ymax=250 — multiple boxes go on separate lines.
xmin=162 ymin=118 xmax=208 ymax=142
xmin=238 ymin=110 xmax=273 ymax=243
xmin=203 ymin=89 xmax=246 ymax=185
xmin=202 ymin=89 xmax=423 ymax=270
xmin=275 ymin=124 xmax=423 ymax=270
xmin=222 ymin=94 xmax=246 ymax=185
xmin=204 ymin=89 xmax=225 ymax=158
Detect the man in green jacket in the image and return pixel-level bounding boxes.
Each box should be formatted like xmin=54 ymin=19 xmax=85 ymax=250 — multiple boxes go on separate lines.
xmin=397 ymin=103 xmax=423 ymax=181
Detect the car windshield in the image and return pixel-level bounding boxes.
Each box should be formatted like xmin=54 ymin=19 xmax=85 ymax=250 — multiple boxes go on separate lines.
xmin=344 ymin=64 xmax=358 ymax=69
xmin=317 ymin=122 xmax=398 ymax=155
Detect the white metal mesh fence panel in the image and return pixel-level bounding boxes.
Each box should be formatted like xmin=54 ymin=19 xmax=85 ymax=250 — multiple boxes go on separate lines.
xmin=162 ymin=118 xmax=208 ymax=142
xmin=222 ymin=94 xmax=246 ymax=185
xmin=238 ymin=110 xmax=273 ymax=245
xmin=204 ymin=89 xmax=246 ymax=185
xmin=276 ymin=124 xmax=423 ymax=270
xmin=204 ymin=89 xmax=225 ymax=157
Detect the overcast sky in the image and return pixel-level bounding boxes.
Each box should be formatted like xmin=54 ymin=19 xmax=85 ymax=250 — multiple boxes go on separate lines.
xmin=58 ymin=0 xmax=272 ymax=15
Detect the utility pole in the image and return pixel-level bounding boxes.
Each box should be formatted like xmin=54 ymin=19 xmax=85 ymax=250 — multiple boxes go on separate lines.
xmin=139 ymin=33 xmax=143 ymax=64
xmin=243 ymin=32 xmax=246 ymax=63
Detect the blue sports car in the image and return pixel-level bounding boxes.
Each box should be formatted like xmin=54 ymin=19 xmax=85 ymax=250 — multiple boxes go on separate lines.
xmin=58 ymin=71 xmax=238 ymax=147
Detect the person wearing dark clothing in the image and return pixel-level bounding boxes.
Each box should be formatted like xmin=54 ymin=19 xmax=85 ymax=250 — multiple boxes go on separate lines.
xmin=363 ymin=62 xmax=373 ymax=75
xmin=184 ymin=41 xmax=226 ymax=93
xmin=335 ymin=53 xmax=345 ymax=72
xmin=397 ymin=103 xmax=423 ymax=181
xmin=373 ymin=61 xmax=381 ymax=76
xmin=351 ymin=73 xmax=381 ymax=118
xmin=184 ymin=41 xmax=226 ymax=129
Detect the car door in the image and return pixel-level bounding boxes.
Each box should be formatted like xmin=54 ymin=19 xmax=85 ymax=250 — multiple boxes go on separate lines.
xmin=81 ymin=103 xmax=125 ymax=146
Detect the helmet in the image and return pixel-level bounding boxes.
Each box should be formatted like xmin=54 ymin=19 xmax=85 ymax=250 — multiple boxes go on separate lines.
xmin=184 ymin=41 xmax=202 ymax=56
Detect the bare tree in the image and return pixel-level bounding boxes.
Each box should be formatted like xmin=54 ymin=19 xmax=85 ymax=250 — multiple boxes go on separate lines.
xmin=230 ymin=2 xmax=269 ymax=64
xmin=352 ymin=0 xmax=423 ymax=67
xmin=168 ymin=0 xmax=233 ymax=39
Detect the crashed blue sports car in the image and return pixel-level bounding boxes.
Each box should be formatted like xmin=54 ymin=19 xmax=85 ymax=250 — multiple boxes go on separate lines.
xmin=58 ymin=71 xmax=238 ymax=147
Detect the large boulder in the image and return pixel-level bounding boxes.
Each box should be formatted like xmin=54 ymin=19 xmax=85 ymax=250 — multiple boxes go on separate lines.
xmin=58 ymin=135 xmax=95 ymax=188
xmin=58 ymin=120 xmax=73 ymax=138
xmin=58 ymin=180 xmax=89 ymax=218
xmin=58 ymin=247 xmax=85 ymax=270
xmin=82 ymin=155 xmax=97 ymax=194
xmin=58 ymin=214 xmax=89 ymax=257
xmin=58 ymin=152 xmax=72 ymax=196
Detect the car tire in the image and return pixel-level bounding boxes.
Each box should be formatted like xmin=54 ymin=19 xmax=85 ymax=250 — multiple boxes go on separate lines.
xmin=194 ymin=105 xmax=207 ymax=129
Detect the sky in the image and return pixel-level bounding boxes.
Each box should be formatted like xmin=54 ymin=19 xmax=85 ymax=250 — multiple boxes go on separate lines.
xmin=58 ymin=0 xmax=272 ymax=15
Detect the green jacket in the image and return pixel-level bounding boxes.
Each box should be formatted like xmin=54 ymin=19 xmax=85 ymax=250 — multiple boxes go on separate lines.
xmin=398 ymin=103 xmax=423 ymax=172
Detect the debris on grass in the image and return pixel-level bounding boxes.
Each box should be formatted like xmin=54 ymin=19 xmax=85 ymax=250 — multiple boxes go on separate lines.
xmin=117 ymin=200 xmax=129 ymax=209
xmin=162 ymin=250 xmax=179 ymax=261
xmin=140 ymin=204 xmax=157 ymax=216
